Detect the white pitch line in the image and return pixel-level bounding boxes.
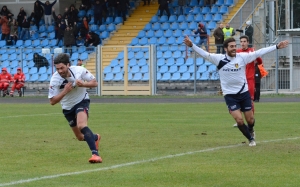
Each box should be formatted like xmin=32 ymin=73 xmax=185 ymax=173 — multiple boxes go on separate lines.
xmin=0 ymin=113 xmax=61 ymax=119
xmin=0 ymin=137 xmax=299 ymax=187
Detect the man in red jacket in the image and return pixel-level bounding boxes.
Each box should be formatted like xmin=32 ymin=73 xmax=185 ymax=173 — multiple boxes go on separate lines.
xmin=0 ymin=67 xmax=13 ymax=97
xmin=233 ymin=35 xmax=263 ymax=137
xmin=10 ymin=67 xmax=26 ymax=97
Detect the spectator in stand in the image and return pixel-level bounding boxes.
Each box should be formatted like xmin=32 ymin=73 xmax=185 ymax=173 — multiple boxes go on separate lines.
xmin=245 ymin=21 xmax=254 ymax=48
xmin=37 ymin=0 xmax=57 ymax=26
xmin=33 ymin=53 xmax=50 ymax=71
xmin=158 ymin=0 xmax=170 ymax=18
xmin=102 ymin=0 xmax=108 ymax=23
xmin=85 ymin=31 xmax=101 ymax=47
xmin=52 ymin=8 xmax=63 ymax=39
xmin=194 ymin=23 xmax=208 ymax=51
xmin=223 ymin=23 xmax=235 ymax=41
xmin=17 ymin=7 xmax=26 ymax=39
xmin=62 ymin=7 xmax=69 ymax=20
xmin=107 ymin=0 xmax=116 ymax=18
xmin=9 ymin=68 xmax=25 ymax=97
xmin=116 ymin=0 xmax=130 ymax=22
xmin=0 ymin=6 xmax=14 ymax=19
xmin=64 ymin=23 xmax=77 ymax=56
xmin=213 ymin=23 xmax=224 ymax=54
xmin=79 ymin=15 xmax=90 ymax=39
xmin=81 ymin=0 xmax=92 ymax=11
xmin=33 ymin=1 xmax=44 ymax=30
xmin=67 ymin=4 xmax=79 ymax=27
xmin=0 ymin=15 xmax=10 ymax=41
xmin=93 ymin=0 xmax=103 ymax=26
xmin=177 ymin=0 xmax=185 ymax=15
xmin=254 ymin=63 xmax=261 ymax=102
xmin=204 ymin=0 xmax=216 ymax=7
xmin=9 ymin=18 xmax=18 ymax=44
xmin=56 ymin=19 xmax=66 ymax=46
xmin=20 ymin=14 xmax=32 ymax=41
xmin=77 ymin=59 xmax=86 ymax=68
xmin=0 ymin=67 xmax=13 ymax=97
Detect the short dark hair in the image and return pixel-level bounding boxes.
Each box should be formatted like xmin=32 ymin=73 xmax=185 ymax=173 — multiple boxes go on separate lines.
xmin=223 ymin=37 xmax=236 ymax=48
xmin=54 ymin=53 xmax=70 ymax=65
xmin=239 ymin=35 xmax=249 ymax=42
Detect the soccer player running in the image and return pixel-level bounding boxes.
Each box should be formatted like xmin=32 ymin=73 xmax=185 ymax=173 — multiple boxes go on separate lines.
xmin=232 ymin=35 xmax=263 ymax=134
xmin=48 ymin=54 xmax=102 ymax=163
xmin=184 ymin=36 xmax=288 ymax=146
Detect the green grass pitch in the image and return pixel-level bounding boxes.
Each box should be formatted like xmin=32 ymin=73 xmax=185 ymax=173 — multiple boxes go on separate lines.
xmin=0 ymin=101 xmax=299 ymax=187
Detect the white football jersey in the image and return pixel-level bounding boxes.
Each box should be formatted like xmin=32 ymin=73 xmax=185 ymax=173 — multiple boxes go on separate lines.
xmin=48 ymin=66 xmax=96 ymax=110
xmin=192 ymin=44 xmax=276 ymax=95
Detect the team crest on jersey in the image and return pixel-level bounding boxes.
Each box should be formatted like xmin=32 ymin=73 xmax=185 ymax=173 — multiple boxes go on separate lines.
xmin=235 ymin=64 xmax=239 ymax=68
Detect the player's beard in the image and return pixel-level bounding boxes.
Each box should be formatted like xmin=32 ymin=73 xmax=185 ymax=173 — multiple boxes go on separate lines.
xmin=227 ymin=49 xmax=236 ymax=57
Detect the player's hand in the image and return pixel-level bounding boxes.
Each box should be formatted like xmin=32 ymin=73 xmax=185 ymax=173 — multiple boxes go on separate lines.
xmin=63 ymin=82 xmax=73 ymax=93
xmin=75 ymin=80 xmax=85 ymax=87
xmin=184 ymin=36 xmax=193 ymax=47
xmin=277 ymin=40 xmax=289 ymax=49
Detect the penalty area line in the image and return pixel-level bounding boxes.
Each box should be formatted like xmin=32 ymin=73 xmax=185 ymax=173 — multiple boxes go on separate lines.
xmin=0 ymin=137 xmax=299 ymax=187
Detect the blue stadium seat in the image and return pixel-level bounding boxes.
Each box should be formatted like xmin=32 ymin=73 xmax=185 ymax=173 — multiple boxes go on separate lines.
xmin=23 ymin=67 xmax=29 ymax=74
xmin=137 ymin=30 xmax=146 ymax=38
xmin=78 ymin=10 xmax=86 ymax=18
xmin=161 ymin=22 xmax=170 ymax=31
xmin=164 ymin=29 xmax=173 ymax=38
xmin=189 ymin=0 xmax=198 ymax=6
xmin=130 ymin=38 xmax=138 ymax=45
xmin=213 ymin=14 xmax=223 ymax=22
xmin=105 ymin=17 xmax=114 ymax=25
xmin=187 ymin=65 xmax=196 ymax=73
xmin=78 ymin=46 xmax=86 ymax=53
xmin=210 ymin=6 xmax=219 ymax=14
xmin=130 ymin=65 xmax=140 ymax=73
xmin=191 ymin=7 xmax=200 ymax=15
xmin=128 ymin=59 xmax=137 ymax=67
xmin=183 ymin=29 xmax=191 ymax=36
xmin=70 ymin=52 xmax=79 ymax=61
xmin=145 ymin=30 xmax=154 ymax=38
xmin=196 ymin=58 xmax=204 ymax=65
xmin=219 ymin=6 xmax=229 ymax=14
xmin=163 ymin=51 xmax=172 ymax=59
xmin=184 ymin=7 xmax=192 ymax=14
xmin=198 ymin=64 xmax=207 ymax=73
xmin=107 ymin=24 xmax=116 ymax=32
xmin=176 ymin=57 xmax=185 ymax=66
xmin=47 ymin=25 xmax=55 ymax=33
xmin=160 ymin=72 xmax=171 ymax=81
xmin=149 ymin=37 xmax=157 ymax=45
xmin=48 ymin=39 xmax=57 ymax=47
xmin=110 ymin=59 xmax=119 ymax=67
xmin=170 ymin=22 xmax=179 ymax=30
xmin=195 ymin=14 xmax=204 ymax=22
xmin=157 ymin=58 xmax=165 ymax=67
xmin=215 ymin=0 xmax=225 ymax=6
xmin=7 ymin=48 xmax=16 ymax=55
xmin=99 ymin=25 xmax=106 ymax=32
xmin=168 ymin=15 xmax=177 ymax=23
xmin=158 ymin=65 xmax=168 ymax=73
xmin=138 ymin=59 xmax=147 ymax=67
xmin=169 ymin=65 xmax=178 ymax=73
xmin=104 ymin=72 xmax=114 ymax=81
xmin=141 ymin=72 xmax=149 ymax=81
xmin=0 ymin=48 xmax=7 ymax=54
xmin=169 ymin=45 xmax=178 ymax=52
xmin=33 ymin=47 xmax=42 ymax=53
xmin=79 ymin=52 xmax=88 ymax=61
xmin=0 ymin=40 xmax=6 ymax=47
xmin=170 ymin=72 xmax=180 ymax=81
xmin=157 ymin=73 xmax=162 ymax=81
xmin=189 ymin=22 xmax=198 ymax=30
xmin=154 ymin=30 xmax=163 ymax=38
xmin=38 ymin=25 xmax=46 ymax=33
xmin=200 ymin=71 xmax=210 ymax=80
xmin=29 ymin=73 xmax=39 ymax=82
xmin=139 ymin=37 xmax=148 ymax=45
xmin=159 ymin=15 xmax=168 ymax=23
xmin=204 ymin=14 xmax=213 ymax=22
xmin=113 ymin=72 xmax=123 ymax=81
xmin=87 ymin=9 xmax=94 ymax=16
xmin=186 ymin=58 xmax=194 ymax=66
xmin=103 ymin=66 xmax=112 ymax=74
xmin=90 ymin=25 xmax=98 ymax=32
xmin=30 ymin=25 xmax=38 ymax=32
xmin=202 ymin=7 xmax=210 ymax=14
xmin=8 ymin=53 xmax=17 ymax=61
xmin=89 ymin=17 xmax=94 ymax=24
xmin=140 ymin=65 xmax=148 ymax=73
xmin=178 ymin=65 xmax=188 ymax=73
xmin=40 ymin=39 xmax=49 ymax=47
xmin=112 ymin=65 xmax=122 ymax=73
xmin=167 ymin=37 xmax=176 ymax=45
xmin=157 ymin=37 xmax=167 ymax=45
xmin=27 ymin=61 xmax=35 ymax=68
xmin=114 ymin=17 xmax=123 ymax=25
xmin=173 ymin=29 xmax=182 ymax=37
xmin=143 ymin=23 xmax=152 ymax=31
xmin=173 ymin=51 xmax=182 ymax=58
xmin=150 ymin=15 xmax=159 ymax=23
xmin=152 ymin=22 xmax=160 ymax=31
xmin=38 ymin=74 xmax=48 ymax=81
xmin=180 ymin=72 xmax=191 ymax=81
xmin=132 ymin=72 xmax=142 ymax=81
xmin=176 ymin=36 xmax=184 ymax=44
xmin=0 ymin=54 xmax=8 ymax=61
xmin=1 ymin=60 xmax=9 ymax=67
xmin=32 ymin=39 xmax=40 ymax=47
xmin=136 ymin=51 xmax=144 ymax=60
xmin=179 ymin=22 xmax=188 ymax=30
xmin=128 ymin=51 xmax=134 ymax=59
xmin=177 ymin=15 xmax=185 ymax=22
xmin=207 ymin=21 xmax=217 ymax=30
xmin=38 ymin=67 xmax=47 ymax=75
xmin=208 ymin=65 xmax=217 ymax=72
xmin=225 ymin=0 xmax=234 ymax=6
xmin=29 ymin=67 xmax=38 ymax=74
xmin=24 ymin=40 xmax=32 ymax=47
xmin=100 ymin=31 xmax=109 ymax=39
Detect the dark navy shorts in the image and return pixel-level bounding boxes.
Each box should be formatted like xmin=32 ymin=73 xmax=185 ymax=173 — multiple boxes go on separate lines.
xmin=62 ymin=99 xmax=90 ymax=127
xmin=224 ymin=91 xmax=252 ymax=112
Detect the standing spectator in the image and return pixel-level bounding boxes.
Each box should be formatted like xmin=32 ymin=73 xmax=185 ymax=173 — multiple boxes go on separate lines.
xmin=52 ymin=8 xmax=63 ymax=39
xmin=93 ymin=0 xmax=103 ymax=26
xmin=254 ymin=63 xmax=261 ymax=102
xmin=102 ymin=0 xmax=108 ymax=23
xmin=213 ymin=23 xmax=224 ymax=54
xmin=9 ymin=68 xmax=25 ymax=97
xmin=17 ymin=7 xmax=26 ymax=39
xmin=67 ymin=5 xmax=79 ymax=27
xmin=81 ymin=0 xmax=92 ymax=11
xmin=20 ymin=15 xmax=32 ymax=41
xmin=116 ymin=0 xmax=130 ymax=22
xmin=245 ymin=21 xmax=254 ymax=47
xmin=64 ymin=24 xmax=77 ymax=56
xmin=56 ymin=19 xmax=66 ymax=46
xmin=158 ymin=0 xmax=170 ymax=18
xmin=77 ymin=59 xmax=86 ymax=68
xmin=204 ymin=0 xmax=216 ymax=7
xmin=0 ymin=68 xmax=12 ymax=97
xmin=9 ymin=18 xmax=18 ymax=44
xmin=33 ymin=1 xmax=44 ymax=30
xmin=0 ymin=6 xmax=14 ymax=19
xmin=79 ymin=16 xmax=90 ymax=39
xmin=85 ymin=32 xmax=101 ymax=47
xmin=107 ymin=0 xmax=116 ymax=18
xmin=223 ymin=23 xmax=235 ymax=40
xmin=177 ymin=0 xmax=185 ymax=15
xmin=33 ymin=53 xmax=49 ymax=70
xmin=0 ymin=16 xmax=10 ymax=41
xmin=37 ymin=0 xmax=57 ymax=26
xmin=143 ymin=0 xmax=150 ymax=6
xmin=194 ymin=23 xmax=208 ymax=51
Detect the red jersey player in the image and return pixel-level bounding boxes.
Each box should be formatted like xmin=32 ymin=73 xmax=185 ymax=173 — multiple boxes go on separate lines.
xmin=10 ymin=67 xmax=26 ymax=97
xmin=0 ymin=67 xmax=13 ymax=97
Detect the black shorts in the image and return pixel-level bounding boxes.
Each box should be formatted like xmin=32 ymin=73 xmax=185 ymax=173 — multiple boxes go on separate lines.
xmin=62 ymin=99 xmax=90 ymax=127
xmin=224 ymin=91 xmax=252 ymax=112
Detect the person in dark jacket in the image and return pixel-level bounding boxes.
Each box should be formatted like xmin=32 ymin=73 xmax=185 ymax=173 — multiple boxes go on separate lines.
xmin=158 ymin=0 xmax=170 ymax=17
xmin=107 ymin=0 xmax=116 ymax=18
xmin=17 ymin=7 xmax=26 ymax=39
xmin=0 ymin=16 xmax=10 ymax=41
xmin=52 ymin=8 xmax=62 ymax=39
xmin=85 ymin=32 xmax=101 ymax=47
xmin=64 ymin=24 xmax=77 ymax=56
xmin=116 ymin=0 xmax=130 ymax=22
xmin=194 ymin=23 xmax=208 ymax=51
xmin=0 ymin=6 xmax=14 ymax=19
xmin=254 ymin=63 xmax=262 ymax=102
xmin=93 ymin=0 xmax=103 ymax=26
xmin=245 ymin=21 xmax=254 ymax=47
xmin=33 ymin=1 xmax=44 ymax=30
xmin=81 ymin=0 xmax=92 ymax=11
xmin=33 ymin=53 xmax=49 ymax=70
xmin=37 ymin=0 xmax=57 ymax=26
xmin=20 ymin=14 xmax=32 ymax=40
xmin=143 ymin=0 xmax=150 ymax=6
xmin=213 ymin=23 xmax=224 ymax=54
xmin=56 ymin=19 xmax=66 ymax=46
xmin=67 ymin=4 xmax=78 ymax=27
